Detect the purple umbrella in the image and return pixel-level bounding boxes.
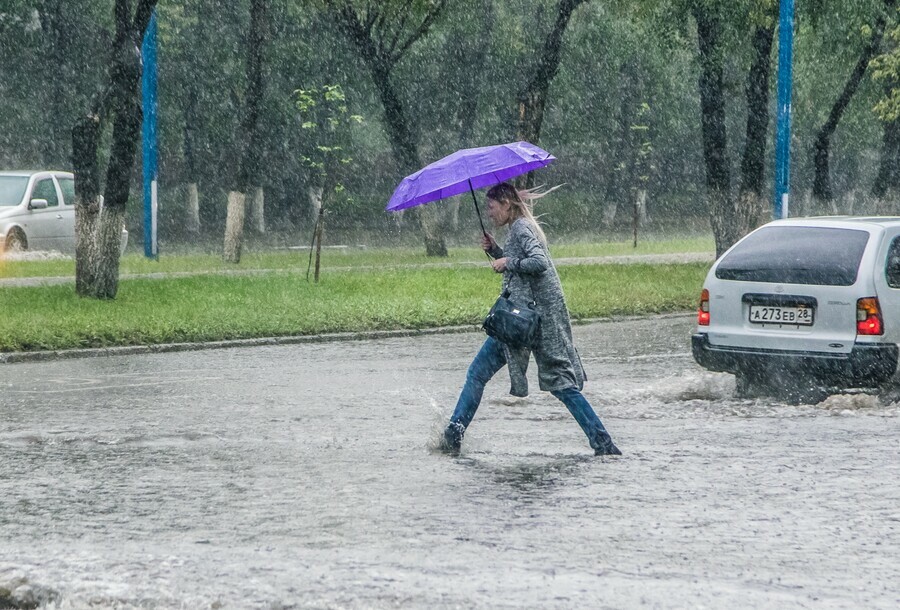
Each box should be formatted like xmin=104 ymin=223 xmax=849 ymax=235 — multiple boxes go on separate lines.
xmin=386 ymin=141 xmax=555 ymax=235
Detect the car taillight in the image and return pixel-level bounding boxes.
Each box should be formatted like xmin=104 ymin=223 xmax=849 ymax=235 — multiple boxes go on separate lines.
xmin=698 ymin=288 xmax=710 ymax=326
xmin=857 ymin=297 xmax=884 ymax=335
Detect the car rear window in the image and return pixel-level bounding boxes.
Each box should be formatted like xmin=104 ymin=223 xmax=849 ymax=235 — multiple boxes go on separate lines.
xmin=0 ymin=176 xmax=29 ymax=206
xmin=715 ymin=226 xmax=870 ymax=286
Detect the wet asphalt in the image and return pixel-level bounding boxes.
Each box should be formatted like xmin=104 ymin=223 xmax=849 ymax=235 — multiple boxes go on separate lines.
xmin=1 ymin=315 xmax=898 ymax=609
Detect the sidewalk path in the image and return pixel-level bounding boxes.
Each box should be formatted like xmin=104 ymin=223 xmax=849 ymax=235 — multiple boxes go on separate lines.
xmin=0 ymin=251 xmax=714 ymax=288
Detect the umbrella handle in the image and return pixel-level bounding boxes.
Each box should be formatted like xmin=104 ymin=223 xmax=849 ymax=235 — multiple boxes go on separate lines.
xmin=468 ymin=179 xmax=494 ymax=261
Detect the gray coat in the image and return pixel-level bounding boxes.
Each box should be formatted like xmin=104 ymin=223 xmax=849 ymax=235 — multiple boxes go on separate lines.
xmin=487 ymin=218 xmax=586 ymax=396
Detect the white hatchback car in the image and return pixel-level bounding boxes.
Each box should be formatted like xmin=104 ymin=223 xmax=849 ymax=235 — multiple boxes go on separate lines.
xmin=693 ymin=217 xmax=900 ymax=400
xmin=0 ymin=170 xmax=127 ymax=254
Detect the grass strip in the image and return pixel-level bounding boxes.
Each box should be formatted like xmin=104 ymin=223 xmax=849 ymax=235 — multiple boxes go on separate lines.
xmin=0 ymin=237 xmax=713 ymax=279
xmin=0 ymin=262 xmax=707 ymax=353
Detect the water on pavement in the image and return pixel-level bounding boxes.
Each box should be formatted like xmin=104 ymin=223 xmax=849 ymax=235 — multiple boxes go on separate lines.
xmin=1 ymin=316 xmax=898 ymax=609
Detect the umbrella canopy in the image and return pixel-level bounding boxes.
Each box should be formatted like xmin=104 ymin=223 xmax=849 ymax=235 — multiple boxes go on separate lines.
xmin=386 ymin=141 xmax=555 ymax=212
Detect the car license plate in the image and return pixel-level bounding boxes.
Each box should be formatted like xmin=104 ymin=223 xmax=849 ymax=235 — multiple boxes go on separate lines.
xmin=749 ymin=304 xmax=814 ymax=325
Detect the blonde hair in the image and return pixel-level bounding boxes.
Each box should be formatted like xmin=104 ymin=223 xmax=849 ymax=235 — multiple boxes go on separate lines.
xmin=486 ymin=182 xmax=559 ymax=245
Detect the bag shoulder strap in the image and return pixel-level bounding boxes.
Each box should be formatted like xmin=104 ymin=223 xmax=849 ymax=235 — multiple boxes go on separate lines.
xmin=500 ymin=289 xmax=536 ymax=310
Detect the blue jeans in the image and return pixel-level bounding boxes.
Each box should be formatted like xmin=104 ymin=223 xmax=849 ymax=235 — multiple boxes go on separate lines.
xmin=449 ymin=337 xmax=615 ymax=451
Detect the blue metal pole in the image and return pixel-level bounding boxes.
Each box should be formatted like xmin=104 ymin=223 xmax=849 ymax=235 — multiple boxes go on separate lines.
xmin=774 ymin=0 xmax=795 ymax=219
xmin=142 ymin=10 xmax=159 ymax=258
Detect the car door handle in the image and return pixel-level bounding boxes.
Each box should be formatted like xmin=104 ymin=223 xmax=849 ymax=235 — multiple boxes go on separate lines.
xmin=56 ymin=214 xmax=63 ymax=219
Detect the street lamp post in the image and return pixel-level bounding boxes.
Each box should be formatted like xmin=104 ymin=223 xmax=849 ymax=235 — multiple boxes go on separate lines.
xmin=774 ymin=0 xmax=795 ymax=219
xmin=142 ymin=9 xmax=159 ymax=259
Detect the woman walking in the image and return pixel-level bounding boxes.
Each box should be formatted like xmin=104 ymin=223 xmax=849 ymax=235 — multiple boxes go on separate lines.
xmin=441 ymin=182 xmax=621 ymax=456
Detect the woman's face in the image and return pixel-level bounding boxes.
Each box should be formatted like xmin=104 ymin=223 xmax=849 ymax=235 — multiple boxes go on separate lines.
xmin=486 ymin=197 xmax=512 ymax=227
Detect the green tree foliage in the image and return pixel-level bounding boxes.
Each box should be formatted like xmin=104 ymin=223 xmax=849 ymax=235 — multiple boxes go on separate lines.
xmin=872 ymin=9 xmax=900 ymax=122
xmin=0 ymin=0 xmax=109 ymax=167
xmin=295 ymin=84 xmax=363 ymax=190
xmin=869 ymin=6 xmax=900 ymax=199
xmin=295 ymin=83 xmax=363 ymax=280
xmin=4 ymin=0 xmax=900 ymax=252
xmin=323 ymin=0 xmax=451 ymax=256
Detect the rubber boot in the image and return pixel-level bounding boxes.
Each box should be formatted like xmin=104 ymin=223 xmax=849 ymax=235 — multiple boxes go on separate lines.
xmin=593 ymin=431 xmax=622 ymax=456
xmin=440 ymin=422 xmax=465 ymax=455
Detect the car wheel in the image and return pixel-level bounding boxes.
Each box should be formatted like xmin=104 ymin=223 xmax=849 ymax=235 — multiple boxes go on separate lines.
xmin=4 ymin=229 xmax=27 ymax=253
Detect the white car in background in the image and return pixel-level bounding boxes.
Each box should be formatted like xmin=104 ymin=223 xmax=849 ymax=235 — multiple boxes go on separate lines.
xmin=693 ymin=217 xmax=900 ymax=401
xmin=0 ymin=170 xmax=128 ymax=254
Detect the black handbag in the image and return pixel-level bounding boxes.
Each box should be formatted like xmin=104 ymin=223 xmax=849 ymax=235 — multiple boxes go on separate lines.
xmin=482 ymin=291 xmax=541 ymax=349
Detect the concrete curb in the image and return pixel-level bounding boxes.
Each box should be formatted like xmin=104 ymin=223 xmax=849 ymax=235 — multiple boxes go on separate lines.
xmin=0 ymin=312 xmax=695 ymax=365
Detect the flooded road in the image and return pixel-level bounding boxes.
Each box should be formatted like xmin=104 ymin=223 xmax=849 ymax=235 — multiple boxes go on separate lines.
xmin=1 ymin=315 xmax=898 ymax=609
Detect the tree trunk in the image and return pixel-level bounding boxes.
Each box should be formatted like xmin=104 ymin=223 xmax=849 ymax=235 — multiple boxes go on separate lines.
xmin=694 ymin=6 xmax=733 ymax=258
xmin=304 ymin=187 xmax=326 ymax=280
xmin=94 ymin=205 xmax=126 ymax=298
xmin=223 ymin=0 xmax=267 ymax=263
xmin=516 ymin=0 xmax=587 ymax=143
xmin=186 ymin=182 xmax=200 ymax=234
xmin=250 ymin=185 xmax=265 ymax=234
xmin=601 ymin=197 xmax=617 ymax=228
xmin=96 ymin=58 xmax=143 ymax=298
xmin=418 ymin=207 xmax=448 ymax=257
xmin=736 ymin=191 xmax=767 ymax=236
xmin=327 ymin=1 xmax=449 ymax=256
xmin=183 ymin=86 xmax=200 ymax=234
xmin=71 ymin=0 xmax=157 ymax=299
xmin=636 ymin=188 xmax=648 ymax=225
xmin=844 ymin=188 xmax=859 ymax=215
xmin=368 ymin=65 xmax=417 ymax=174
xmin=738 ymin=21 xmax=775 ymax=233
xmin=223 ymin=190 xmax=246 ymax=262
xmin=602 ymin=58 xmax=639 ymax=228
xmin=454 ymin=0 xmax=494 ymax=149
xmin=872 ymin=117 xmax=900 ymax=200
xmin=796 ymin=189 xmax=813 ymax=217
xmin=73 ymin=202 xmax=102 ymax=292
xmin=370 ymin=64 xmax=447 ymax=256
xmin=313 ymin=211 xmax=324 ymax=283
xmin=515 ymin=0 xmax=587 ymax=189
xmin=448 ymin=198 xmax=460 ymax=231
xmin=813 ymin=0 xmax=892 ymax=204
xmin=72 ymin=115 xmax=103 ymax=294
xmin=308 ymin=185 xmax=324 ymax=220
xmin=633 ymin=188 xmax=647 ymax=247
xmin=447 ymin=0 xmax=488 ymax=234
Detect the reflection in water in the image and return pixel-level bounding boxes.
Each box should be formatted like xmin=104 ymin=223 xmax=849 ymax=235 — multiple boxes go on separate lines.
xmin=461 ymin=455 xmax=591 ymax=498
